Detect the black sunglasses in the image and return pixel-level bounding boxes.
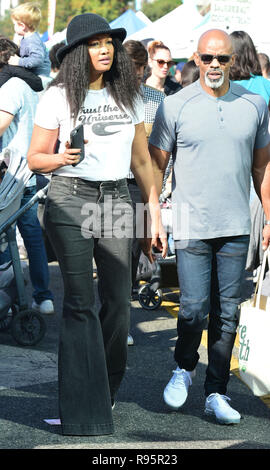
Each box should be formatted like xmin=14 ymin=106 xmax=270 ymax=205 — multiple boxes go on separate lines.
xmin=198 ymin=53 xmax=233 ymax=64
xmin=153 ymin=59 xmax=175 ymax=68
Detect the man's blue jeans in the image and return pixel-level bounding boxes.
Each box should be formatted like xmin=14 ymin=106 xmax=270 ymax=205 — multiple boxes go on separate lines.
xmin=175 ymin=235 xmax=250 ymax=396
xmin=0 ymin=185 xmax=53 ymax=304
xmin=17 ymin=185 xmax=53 ymax=304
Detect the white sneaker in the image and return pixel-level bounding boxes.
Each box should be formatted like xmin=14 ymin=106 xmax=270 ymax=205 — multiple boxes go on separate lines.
xmin=127 ymin=333 xmax=134 ymax=346
xmin=19 ymin=245 xmax=28 ymax=260
xmin=32 ymin=299 xmax=54 ymax=315
xmin=163 ymin=367 xmax=195 ymax=409
xmin=205 ymin=393 xmax=241 ymax=424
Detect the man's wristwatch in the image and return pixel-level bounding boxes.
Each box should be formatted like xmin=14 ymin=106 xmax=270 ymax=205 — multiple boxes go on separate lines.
xmin=265 ymin=221 xmax=270 ymax=225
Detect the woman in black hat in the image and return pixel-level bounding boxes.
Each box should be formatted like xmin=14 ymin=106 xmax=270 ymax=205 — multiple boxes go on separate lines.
xmin=27 ymin=13 xmax=167 ymax=436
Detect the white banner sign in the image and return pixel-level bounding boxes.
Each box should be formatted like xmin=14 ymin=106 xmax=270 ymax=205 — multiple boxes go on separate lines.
xmin=210 ymin=0 xmax=252 ymax=30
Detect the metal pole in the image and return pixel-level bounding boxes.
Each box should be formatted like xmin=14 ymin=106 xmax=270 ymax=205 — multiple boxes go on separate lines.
xmin=135 ymin=0 xmax=142 ymax=12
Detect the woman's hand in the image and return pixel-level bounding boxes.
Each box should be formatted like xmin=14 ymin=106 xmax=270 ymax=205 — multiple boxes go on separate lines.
xmin=140 ymin=207 xmax=168 ymax=263
xmin=27 ymin=126 xmax=88 ymax=174
xmin=151 ymin=222 xmax=168 ymax=260
xmin=262 ymin=224 xmax=270 ymax=251
xmin=140 ymin=229 xmax=168 ymax=264
xmin=62 ymin=138 xmax=88 ymax=167
xmin=63 ymin=140 xmax=81 ymax=166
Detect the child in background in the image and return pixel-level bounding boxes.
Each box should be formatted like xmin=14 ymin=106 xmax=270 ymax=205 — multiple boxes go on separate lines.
xmin=8 ymin=2 xmax=51 ymax=79
xmin=0 ymin=36 xmax=43 ymax=91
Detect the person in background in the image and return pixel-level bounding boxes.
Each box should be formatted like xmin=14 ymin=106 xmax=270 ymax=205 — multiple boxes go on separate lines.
xmin=258 ymin=52 xmax=270 ymax=80
xmin=145 ymin=40 xmax=181 ymax=95
xmin=27 ymin=13 xmax=167 ymax=436
xmin=0 ymin=35 xmax=54 ymax=315
xmin=49 ymin=41 xmax=64 ymax=78
xmin=229 ymin=31 xmax=270 ymax=109
xmin=180 ymin=60 xmax=199 ymax=87
xmin=8 ymin=2 xmax=51 ymax=82
xmin=159 ymin=58 xmax=200 ymax=256
xmin=124 ymin=39 xmax=149 ymax=311
xmin=123 ymin=39 xmax=166 ymax=345
xmin=174 ymin=61 xmax=186 ymax=84
xmin=229 ymin=34 xmax=270 ymax=283
xmin=0 ymin=35 xmax=43 ymax=261
xmin=230 ymin=30 xmax=270 ymax=207
xmin=0 ymin=36 xmax=43 ymax=91
xmin=149 ymin=28 xmax=270 ymax=425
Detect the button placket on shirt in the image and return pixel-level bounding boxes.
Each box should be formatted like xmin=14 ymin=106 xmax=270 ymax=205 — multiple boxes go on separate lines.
xmin=217 ymin=102 xmax=225 ymax=128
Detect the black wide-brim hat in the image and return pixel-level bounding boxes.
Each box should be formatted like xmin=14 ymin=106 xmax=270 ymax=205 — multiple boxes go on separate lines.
xmin=57 ymin=13 xmax=127 ymax=63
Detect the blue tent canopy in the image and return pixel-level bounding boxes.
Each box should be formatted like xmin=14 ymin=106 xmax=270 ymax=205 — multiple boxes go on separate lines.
xmin=41 ymin=31 xmax=49 ymax=42
xmin=110 ymin=9 xmax=147 ymax=37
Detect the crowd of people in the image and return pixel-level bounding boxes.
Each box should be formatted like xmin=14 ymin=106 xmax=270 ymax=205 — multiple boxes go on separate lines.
xmin=1 ymin=3 xmax=270 ymax=436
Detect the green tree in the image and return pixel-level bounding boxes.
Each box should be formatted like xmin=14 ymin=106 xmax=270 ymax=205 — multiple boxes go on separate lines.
xmin=142 ymin=0 xmax=182 ymax=22
xmin=70 ymin=0 xmax=130 ymax=22
xmin=53 ymin=0 xmax=132 ymax=32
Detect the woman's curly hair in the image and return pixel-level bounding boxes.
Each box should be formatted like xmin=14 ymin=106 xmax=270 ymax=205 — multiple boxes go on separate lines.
xmin=0 ymin=36 xmax=19 ymax=66
xmin=50 ymin=38 xmax=140 ymax=121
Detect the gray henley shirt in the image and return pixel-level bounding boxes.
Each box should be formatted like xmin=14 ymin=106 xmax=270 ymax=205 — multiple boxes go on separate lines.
xmin=149 ymin=79 xmax=270 ymax=240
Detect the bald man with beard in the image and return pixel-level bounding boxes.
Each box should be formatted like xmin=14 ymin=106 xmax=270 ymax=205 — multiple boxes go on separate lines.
xmin=149 ymin=29 xmax=270 ymax=424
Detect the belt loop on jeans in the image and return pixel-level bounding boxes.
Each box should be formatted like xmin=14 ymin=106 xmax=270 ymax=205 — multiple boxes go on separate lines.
xmin=99 ymin=178 xmax=126 ymax=189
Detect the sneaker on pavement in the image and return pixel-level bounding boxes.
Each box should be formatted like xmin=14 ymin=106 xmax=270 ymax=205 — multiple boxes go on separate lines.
xmin=32 ymin=299 xmax=54 ymax=315
xmin=163 ymin=367 xmax=195 ymax=410
xmin=19 ymin=245 xmax=28 ymax=260
xmin=127 ymin=333 xmax=134 ymax=346
xmin=204 ymin=393 xmax=241 ymax=424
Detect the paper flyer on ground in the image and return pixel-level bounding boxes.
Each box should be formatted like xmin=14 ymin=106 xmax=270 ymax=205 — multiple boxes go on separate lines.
xmin=44 ymin=418 xmax=61 ymax=425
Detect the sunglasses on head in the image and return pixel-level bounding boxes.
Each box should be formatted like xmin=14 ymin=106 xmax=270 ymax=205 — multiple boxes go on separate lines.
xmin=153 ymin=59 xmax=175 ymax=68
xmin=198 ymin=53 xmax=233 ymax=64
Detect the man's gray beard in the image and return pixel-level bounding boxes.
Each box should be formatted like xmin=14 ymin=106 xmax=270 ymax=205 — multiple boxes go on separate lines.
xmin=205 ymin=70 xmax=224 ymax=89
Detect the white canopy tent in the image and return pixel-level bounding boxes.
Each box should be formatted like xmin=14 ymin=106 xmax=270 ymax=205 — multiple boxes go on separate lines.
xmin=45 ymin=28 xmax=66 ymax=50
xmin=127 ymin=0 xmax=270 ymax=59
xmin=126 ymin=0 xmax=207 ymax=58
xmin=44 ymin=0 xmax=270 ymax=58
xmin=135 ymin=10 xmax=152 ymax=25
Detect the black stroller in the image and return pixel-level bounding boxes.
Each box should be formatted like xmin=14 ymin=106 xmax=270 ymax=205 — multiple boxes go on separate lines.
xmin=137 ymin=192 xmax=179 ymax=310
xmin=0 ymin=148 xmax=48 ymax=346
xmin=137 ymin=253 xmax=178 ymax=310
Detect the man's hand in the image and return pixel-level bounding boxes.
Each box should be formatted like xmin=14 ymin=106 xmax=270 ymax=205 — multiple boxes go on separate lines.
xmin=140 ymin=209 xmax=168 ymax=263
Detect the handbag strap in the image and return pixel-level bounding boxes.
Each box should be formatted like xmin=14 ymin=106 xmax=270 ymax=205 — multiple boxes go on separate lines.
xmin=254 ymin=246 xmax=270 ymax=308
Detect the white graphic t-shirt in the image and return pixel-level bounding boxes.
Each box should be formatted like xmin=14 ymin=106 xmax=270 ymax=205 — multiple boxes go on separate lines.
xmin=34 ymin=86 xmax=144 ymax=181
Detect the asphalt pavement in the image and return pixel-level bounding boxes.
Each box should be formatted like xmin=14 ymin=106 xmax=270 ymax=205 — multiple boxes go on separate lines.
xmin=0 ymin=259 xmax=270 ymax=461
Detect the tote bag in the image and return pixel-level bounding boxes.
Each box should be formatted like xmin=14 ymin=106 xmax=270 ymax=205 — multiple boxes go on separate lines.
xmin=238 ymin=247 xmax=270 ymax=396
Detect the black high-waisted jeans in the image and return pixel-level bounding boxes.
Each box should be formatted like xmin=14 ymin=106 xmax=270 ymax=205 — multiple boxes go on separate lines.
xmin=44 ymin=175 xmax=133 ymax=435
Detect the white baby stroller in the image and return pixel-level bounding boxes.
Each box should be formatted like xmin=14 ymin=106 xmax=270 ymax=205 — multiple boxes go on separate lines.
xmin=0 ymin=148 xmax=47 ymax=346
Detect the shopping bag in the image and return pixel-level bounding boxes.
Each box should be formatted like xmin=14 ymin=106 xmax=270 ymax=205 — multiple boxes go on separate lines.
xmin=238 ymin=247 xmax=270 ymax=396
